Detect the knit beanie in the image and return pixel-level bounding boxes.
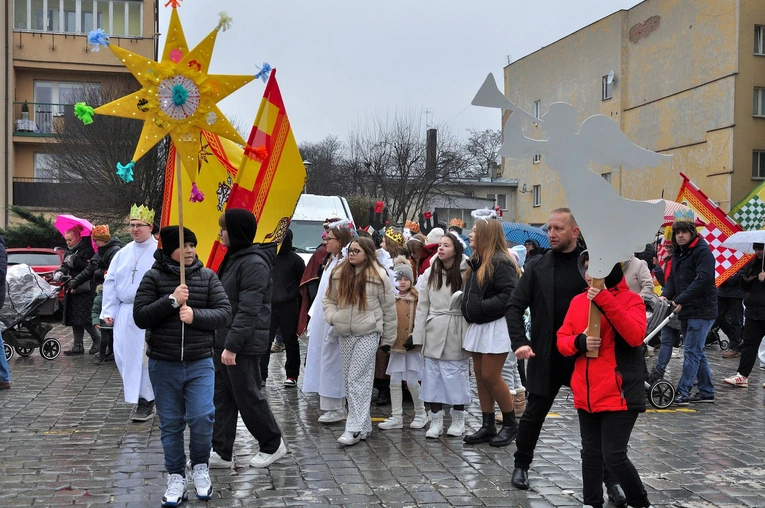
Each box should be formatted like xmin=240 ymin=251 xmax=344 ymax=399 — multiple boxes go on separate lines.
xmin=426 ymin=227 xmax=445 ymax=245
xmin=392 ymin=255 xmax=413 ymax=284
xmin=160 ymin=226 xmax=197 ymax=257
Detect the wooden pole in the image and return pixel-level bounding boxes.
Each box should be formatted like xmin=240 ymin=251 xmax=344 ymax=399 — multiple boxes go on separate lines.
xmin=174 ymin=150 xmax=185 ymax=286
xmin=585 ymin=277 xmax=605 ymax=358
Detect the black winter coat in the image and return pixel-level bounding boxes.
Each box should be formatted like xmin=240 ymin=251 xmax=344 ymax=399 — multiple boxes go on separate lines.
xmin=215 ymin=243 xmax=276 ymax=355
xmin=718 ymin=268 xmax=745 ymax=299
xmin=461 ymin=256 xmax=517 ymax=324
xmin=134 ymin=251 xmax=231 ymax=362
xmin=0 ymin=235 xmax=6 ymax=309
xmin=742 ymin=257 xmax=765 ymax=320
xmin=506 ymin=248 xmax=582 ymax=396
xmin=272 ymin=232 xmax=306 ymax=304
xmin=57 ymin=237 xmax=95 ymax=327
xmin=661 ymin=236 xmax=717 ymax=320
xmin=71 ymin=237 xmax=122 ymax=289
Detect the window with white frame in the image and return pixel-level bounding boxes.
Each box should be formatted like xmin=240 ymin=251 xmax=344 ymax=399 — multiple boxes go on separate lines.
xmin=497 ymin=194 xmax=507 ymax=210
xmin=533 ymin=154 xmax=541 ymax=164
xmin=602 ymin=76 xmax=613 ymax=100
xmin=602 ymin=172 xmax=612 ymax=184
xmin=533 ymin=185 xmax=541 ymax=207
xmin=756 ymin=26 xmax=765 ymax=55
xmin=753 ymin=151 xmax=765 ymax=179
xmin=755 ymin=88 xmax=765 ymax=117
xmin=34 ymin=153 xmax=58 ymax=181
xmin=533 ymin=100 xmax=541 ymax=119
xmin=14 ymin=0 xmax=142 ymax=36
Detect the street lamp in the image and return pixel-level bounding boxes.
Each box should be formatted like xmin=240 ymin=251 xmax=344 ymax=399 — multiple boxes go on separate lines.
xmin=302 ymin=160 xmax=313 ymax=194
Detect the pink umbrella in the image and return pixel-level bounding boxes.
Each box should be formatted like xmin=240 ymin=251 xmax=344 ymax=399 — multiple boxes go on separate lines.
xmin=54 ymin=215 xmax=97 ymax=251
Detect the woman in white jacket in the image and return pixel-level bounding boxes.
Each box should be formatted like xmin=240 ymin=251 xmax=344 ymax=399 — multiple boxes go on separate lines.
xmin=323 ymin=237 xmax=397 ymax=446
xmin=412 ymin=232 xmax=471 ymax=439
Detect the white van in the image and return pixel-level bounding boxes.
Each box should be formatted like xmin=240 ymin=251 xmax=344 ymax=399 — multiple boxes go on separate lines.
xmin=290 ymin=194 xmax=354 ymax=263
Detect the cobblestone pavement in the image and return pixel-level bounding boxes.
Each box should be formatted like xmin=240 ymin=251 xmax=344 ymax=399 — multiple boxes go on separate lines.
xmin=2 ymin=322 xmax=765 ymax=507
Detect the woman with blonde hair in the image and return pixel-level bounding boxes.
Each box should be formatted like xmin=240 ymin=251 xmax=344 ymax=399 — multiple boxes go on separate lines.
xmin=460 ymin=215 xmax=519 ymax=447
xmin=323 ymin=237 xmax=397 ymax=446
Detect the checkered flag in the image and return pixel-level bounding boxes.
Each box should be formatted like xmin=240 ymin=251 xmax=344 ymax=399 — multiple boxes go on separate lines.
xmin=732 ymin=196 xmax=765 ymax=231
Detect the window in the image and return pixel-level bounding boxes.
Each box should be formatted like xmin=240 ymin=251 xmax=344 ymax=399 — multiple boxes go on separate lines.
xmin=755 ymin=88 xmax=765 ymax=116
xmin=533 ymin=154 xmax=541 ymax=164
xmin=34 ymin=153 xmax=58 ymax=181
xmin=533 ymin=100 xmax=541 ymax=119
xmin=753 ymin=151 xmax=765 ymax=179
xmin=756 ymin=26 xmax=765 ymax=55
xmin=602 ymin=75 xmax=613 ymax=100
xmin=497 ymin=194 xmax=507 ymax=211
xmin=602 ymin=172 xmax=612 ymax=184
xmin=15 ymin=0 xmax=141 ymax=35
xmin=533 ymin=185 xmax=541 ymax=207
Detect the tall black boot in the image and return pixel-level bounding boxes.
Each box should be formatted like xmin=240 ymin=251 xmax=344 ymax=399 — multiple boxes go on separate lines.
xmin=463 ymin=412 xmax=497 ymax=444
xmin=490 ymin=411 xmax=518 ymax=447
xmin=64 ymin=336 xmax=84 ymax=356
xmin=375 ymin=378 xmax=390 ymax=406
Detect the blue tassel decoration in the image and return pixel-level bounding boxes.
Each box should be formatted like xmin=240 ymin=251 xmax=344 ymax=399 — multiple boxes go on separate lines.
xmin=87 ymin=29 xmax=110 ymax=52
xmin=254 ymin=62 xmax=272 ymax=83
xmin=116 ymin=161 xmax=135 ymax=183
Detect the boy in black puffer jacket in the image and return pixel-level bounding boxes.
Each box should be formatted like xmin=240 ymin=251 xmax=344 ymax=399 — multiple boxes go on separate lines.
xmin=133 ymin=226 xmax=231 ymax=507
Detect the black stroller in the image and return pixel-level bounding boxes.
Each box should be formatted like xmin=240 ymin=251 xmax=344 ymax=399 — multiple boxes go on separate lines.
xmin=643 ymin=294 xmax=677 ymax=409
xmin=2 ymin=264 xmax=62 ymax=361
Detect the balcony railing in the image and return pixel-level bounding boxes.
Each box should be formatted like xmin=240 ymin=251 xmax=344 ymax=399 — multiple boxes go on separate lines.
xmin=13 ymin=178 xmax=80 ymax=208
xmin=12 ymin=102 xmax=71 ymax=137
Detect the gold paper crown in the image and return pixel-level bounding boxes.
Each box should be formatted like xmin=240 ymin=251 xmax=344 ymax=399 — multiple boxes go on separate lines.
xmin=672 ymin=209 xmax=695 ymax=223
xmin=404 ymin=220 xmax=420 ymax=234
xmin=385 ymin=228 xmax=404 ymax=245
xmin=449 ymin=218 xmax=465 ymax=228
xmin=91 ymin=225 xmax=111 ymax=239
xmin=130 ymin=204 xmax=155 ymax=225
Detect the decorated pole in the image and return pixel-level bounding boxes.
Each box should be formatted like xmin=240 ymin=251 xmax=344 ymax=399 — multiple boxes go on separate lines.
xmin=585 ymin=278 xmax=605 ymax=358
xmin=174 ymin=149 xmax=186 ymax=285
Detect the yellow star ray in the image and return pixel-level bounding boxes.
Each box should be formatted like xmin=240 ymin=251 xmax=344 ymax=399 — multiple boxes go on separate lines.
xmin=93 ymin=8 xmax=251 ymax=184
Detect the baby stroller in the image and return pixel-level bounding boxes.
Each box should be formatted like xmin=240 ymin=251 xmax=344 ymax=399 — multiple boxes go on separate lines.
xmin=2 ymin=264 xmax=62 ymax=361
xmin=643 ymin=294 xmax=677 ymax=409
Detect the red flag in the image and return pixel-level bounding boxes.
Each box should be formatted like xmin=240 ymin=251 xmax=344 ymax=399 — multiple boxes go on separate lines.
xmin=676 ymin=173 xmax=752 ymax=286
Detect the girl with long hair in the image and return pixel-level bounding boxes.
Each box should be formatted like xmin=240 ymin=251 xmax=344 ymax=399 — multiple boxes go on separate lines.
xmin=460 ymin=218 xmax=519 ymax=447
xmin=406 ymin=233 xmax=426 ymax=283
xmin=412 ymin=233 xmax=471 ymax=439
xmin=303 ymin=224 xmax=353 ymax=423
xmin=323 ymin=237 xmax=397 ymax=446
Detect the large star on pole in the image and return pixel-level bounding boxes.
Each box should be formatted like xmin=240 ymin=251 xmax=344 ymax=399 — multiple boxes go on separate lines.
xmin=94 ymin=8 xmax=251 ymax=185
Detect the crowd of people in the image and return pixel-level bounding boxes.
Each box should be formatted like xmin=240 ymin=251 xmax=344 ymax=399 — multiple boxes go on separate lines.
xmin=5 ymin=200 xmax=765 ymax=508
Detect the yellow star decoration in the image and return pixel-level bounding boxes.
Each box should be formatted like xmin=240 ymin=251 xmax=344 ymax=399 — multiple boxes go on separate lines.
xmin=94 ymin=8 xmax=250 ymax=185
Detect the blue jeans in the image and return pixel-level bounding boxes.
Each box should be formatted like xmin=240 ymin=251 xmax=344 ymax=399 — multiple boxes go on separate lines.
xmin=676 ymin=319 xmax=715 ymax=398
xmin=654 ymin=326 xmax=680 ymax=376
xmin=148 ymin=357 xmax=215 ymax=476
xmin=0 ymin=332 xmax=10 ymax=384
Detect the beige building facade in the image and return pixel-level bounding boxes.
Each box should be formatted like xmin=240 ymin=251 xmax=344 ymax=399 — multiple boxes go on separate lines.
xmin=2 ymin=0 xmax=157 ymax=224
xmin=503 ymin=0 xmax=765 ymax=226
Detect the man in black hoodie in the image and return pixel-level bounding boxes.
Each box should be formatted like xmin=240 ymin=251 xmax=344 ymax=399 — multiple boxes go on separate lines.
xmin=260 ymin=229 xmax=305 ymax=387
xmin=211 ymin=209 xmax=287 ymax=470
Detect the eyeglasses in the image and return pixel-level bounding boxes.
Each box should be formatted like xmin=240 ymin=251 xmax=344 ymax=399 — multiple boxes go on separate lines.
xmin=128 ymin=223 xmax=149 ymax=229
xmin=348 ymin=248 xmax=362 ymax=255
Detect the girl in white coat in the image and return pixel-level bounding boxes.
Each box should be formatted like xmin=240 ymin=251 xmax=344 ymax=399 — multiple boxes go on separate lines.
xmin=412 ymin=233 xmax=471 ymax=438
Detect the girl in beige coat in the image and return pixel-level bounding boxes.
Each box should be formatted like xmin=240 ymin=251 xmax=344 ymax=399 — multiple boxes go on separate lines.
xmin=323 ymin=237 xmax=397 ymax=446
xmin=412 ymin=233 xmax=471 ymax=439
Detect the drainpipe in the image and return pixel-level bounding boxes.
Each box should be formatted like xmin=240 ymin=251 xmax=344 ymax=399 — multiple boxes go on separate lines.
xmin=4 ymin=0 xmax=10 ymax=226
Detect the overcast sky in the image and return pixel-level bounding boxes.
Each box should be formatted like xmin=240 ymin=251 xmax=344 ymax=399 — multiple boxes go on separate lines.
xmin=159 ymin=1 xmax=643 ymax=144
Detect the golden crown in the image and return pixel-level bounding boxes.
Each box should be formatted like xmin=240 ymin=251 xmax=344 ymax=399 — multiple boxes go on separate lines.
xmin=92 ymin=225 xmax=111 ymax=238
xmin=672 ymin=209 xmax=695 ymax=223
xmin=449 ymin=218 xmax=465 ymax=228
xmin=130 ymin=204 xmax=155 ymax=225
xmin=385 ymin=228 xmax=404 ymax=245
xmin=404 ymin=220 xmax=420 ymax=234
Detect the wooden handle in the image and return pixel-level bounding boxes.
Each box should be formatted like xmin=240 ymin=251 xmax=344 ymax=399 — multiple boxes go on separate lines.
xmin=585 ymin=278 xmax=605 ymax=358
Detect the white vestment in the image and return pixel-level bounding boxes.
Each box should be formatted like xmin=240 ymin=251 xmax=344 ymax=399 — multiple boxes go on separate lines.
xmin=302 ymin=254 xmax=345 ymax=399
xmin=101 ymin=237 xmax=158 ymax=404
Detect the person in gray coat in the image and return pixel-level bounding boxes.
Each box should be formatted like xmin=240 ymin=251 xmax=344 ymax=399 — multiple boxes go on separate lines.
xmin=211 ymin=209 xmax=287 ymax=470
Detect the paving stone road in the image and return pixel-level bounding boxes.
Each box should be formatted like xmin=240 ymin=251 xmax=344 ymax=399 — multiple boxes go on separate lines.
xmin=2 ymin=322 xmax=765 ymax=507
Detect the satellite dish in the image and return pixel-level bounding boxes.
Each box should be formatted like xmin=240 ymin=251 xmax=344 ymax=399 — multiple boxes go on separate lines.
xmin=606 ymin=70 xmax=615 ymax=85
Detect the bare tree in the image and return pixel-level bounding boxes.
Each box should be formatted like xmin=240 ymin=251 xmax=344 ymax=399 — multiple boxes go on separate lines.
xmin=464 ymin=128 xmax=502 ymax=178
xmin=299 ymin=136 xmax=349 ymax=196
xmin=49 ymin=77 xmax=168 ymax=225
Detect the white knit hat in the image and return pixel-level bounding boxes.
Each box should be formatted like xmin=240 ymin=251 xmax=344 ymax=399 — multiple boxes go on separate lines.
xmin=426 ymin=227 xmax=445 ymax=245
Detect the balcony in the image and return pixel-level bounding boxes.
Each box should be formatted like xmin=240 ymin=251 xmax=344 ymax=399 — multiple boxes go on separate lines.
xmin=12 ymin=102 xmax=69 ymax=138
xmin=13 ymin=178 xmax=80 ymax=208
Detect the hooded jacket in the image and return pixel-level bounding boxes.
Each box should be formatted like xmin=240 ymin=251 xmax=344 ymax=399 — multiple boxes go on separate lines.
xmin=216 ymin=209 xmax=276 ymax=355
xmin=461 ymin=255 xmax=517 ymax=324
xmin=741 ymin=256 xmax=765 ymax=320
xmin=557 ymin=277 xmax=647 ymax=413
xmin=272 ymin=230 xmax=306 ymax=304
xmin=134 ymin=250 xmax=231 ymax=362
xmin=661 ymin=235 xmax=717 ymax=320
xmin=71 ymin=237 xmax=123 ymax=289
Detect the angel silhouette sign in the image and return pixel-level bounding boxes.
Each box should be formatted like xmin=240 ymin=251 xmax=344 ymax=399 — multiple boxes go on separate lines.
xmin=472 ymin=73 xmax=669 ymax=279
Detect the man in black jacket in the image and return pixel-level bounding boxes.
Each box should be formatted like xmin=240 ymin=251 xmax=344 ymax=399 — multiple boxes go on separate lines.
xmin=261 ymin=229 xmax=305 ymax=387
xmin=505 ymin=208 xmax=626 ymax=506
xmin=212 ymin=209 xmax=287 ymax=470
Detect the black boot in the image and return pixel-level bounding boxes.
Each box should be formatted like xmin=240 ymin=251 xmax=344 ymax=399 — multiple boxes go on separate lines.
xmin=375 ymin=379 xmax=390 ymax=406
xmin=463 ymin=412 xmax=497 ymax=444
xmin=89 ymin=339 xmax=101 ymax=355
xmin=489 ymin=411 xmax=518 ymax=447
xmin=606 ymin=483 xmax=627 ymax=507
xmin=64 ymin=338 xmax=84 ymax=356
xmin=511 ymin=467 xmax=530 ymax=490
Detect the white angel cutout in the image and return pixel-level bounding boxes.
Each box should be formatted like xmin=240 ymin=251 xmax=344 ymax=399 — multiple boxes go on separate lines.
xmin=472 ymin=73 xmax=669 ymax=278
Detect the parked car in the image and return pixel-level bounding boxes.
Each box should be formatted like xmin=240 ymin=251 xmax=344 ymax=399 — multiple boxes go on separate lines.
xmin=290 ymin=194 xmax=355 ymax=263
xmin=6 ymin=247 xmax=65 ymax=316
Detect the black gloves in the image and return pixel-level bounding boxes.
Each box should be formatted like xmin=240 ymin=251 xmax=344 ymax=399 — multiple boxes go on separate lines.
xmin=380 ymin=345 xmax=391 ymax=353
xmin=403 ymin=335 xmax=415 ymax=351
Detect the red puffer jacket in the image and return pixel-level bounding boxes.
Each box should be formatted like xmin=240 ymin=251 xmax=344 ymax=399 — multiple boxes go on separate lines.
xmin=557 ymin=279 xmax=647 ymax=413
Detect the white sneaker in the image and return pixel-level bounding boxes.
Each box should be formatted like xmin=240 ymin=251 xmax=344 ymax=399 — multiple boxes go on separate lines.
xmin=337 ymin=430 xmax=363 ymax=446
xmin=378 ymin=416 xmax=403 ymax=430
xmin=249 ymin=439 xmax=288 ymax=468
xmin=161 ymin=473 xmax=187 ymax=507
xmin=425 ymin=410 xmax=443 ymax=439
xmin=723 ymin=373 xmax=748 ymax=387
xmin=318 ymin=409 xmax=346 ymax=423
xmin=447 ymin=408 xmax=466 ymax=437
xmin=208 ymin=450 xmax=234 ymax=469
xmin=190 ymin=463 xmax=213 ymax=500
xmin=409 ymin=411 xmax=430 ymax=429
